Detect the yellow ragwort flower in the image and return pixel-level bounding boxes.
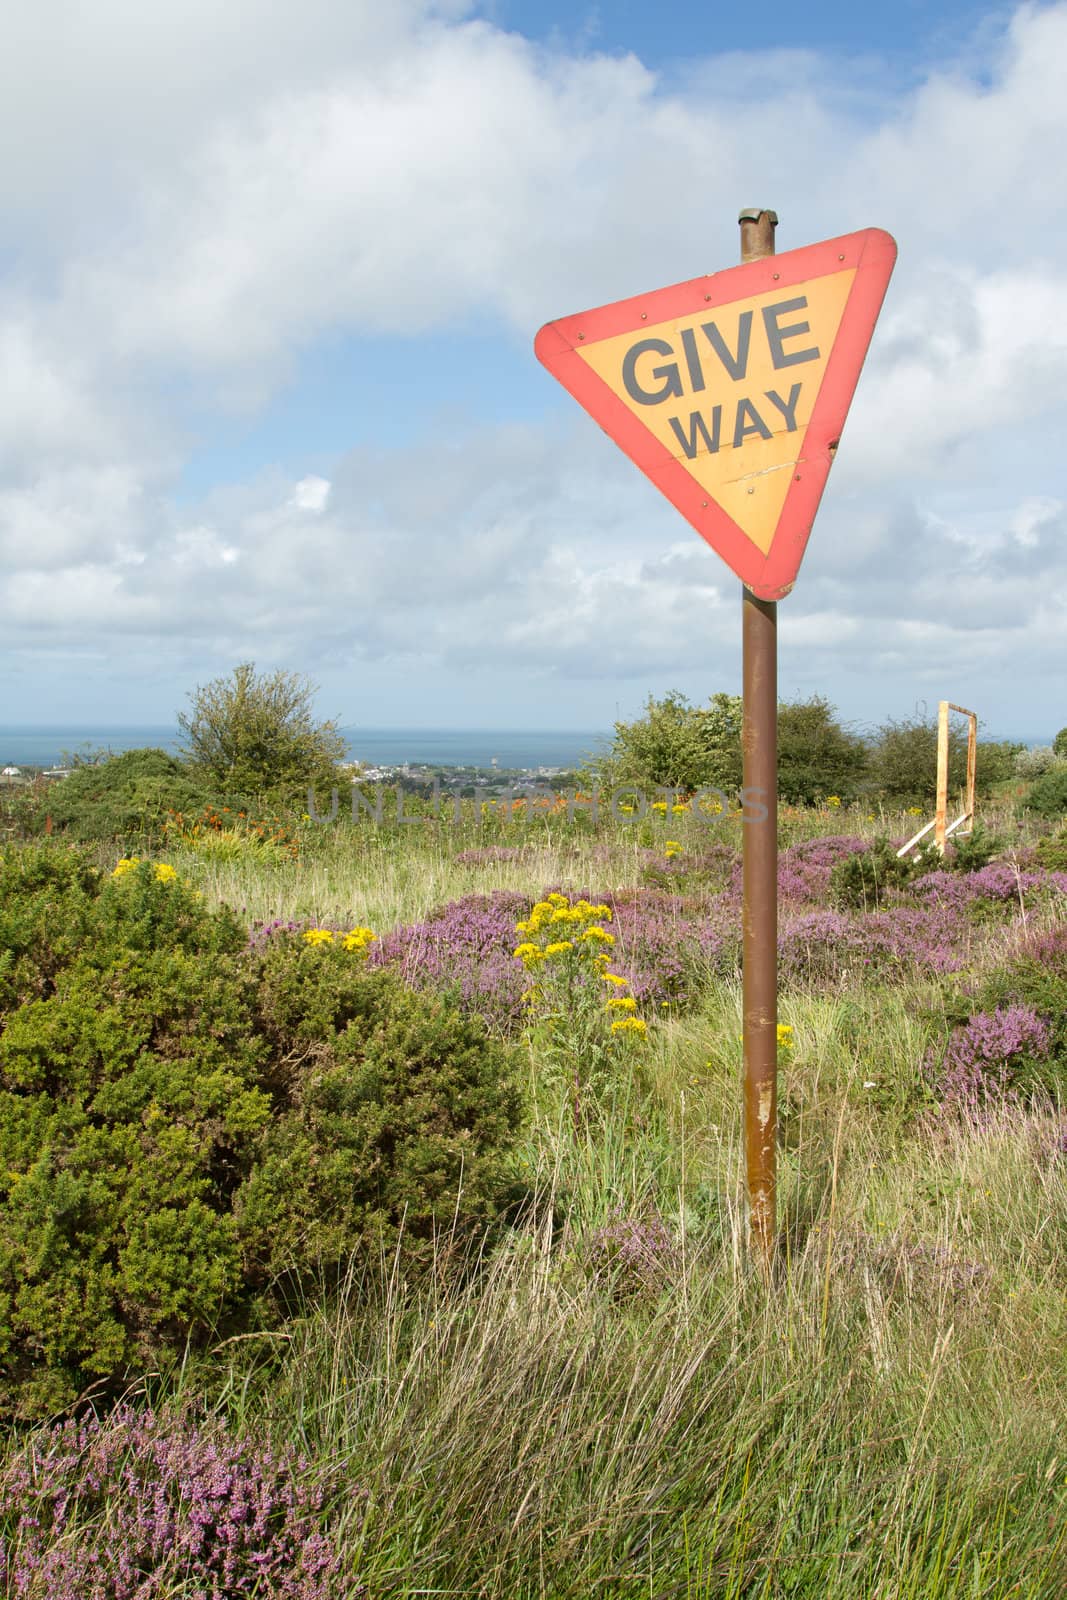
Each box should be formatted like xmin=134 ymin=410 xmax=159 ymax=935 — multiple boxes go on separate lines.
xmin=543 ymin=940 xmax=575 ymax=958
xmin=605 ymin=996 xmax=637 ymax=1012
xmin=342 ymin=927 xmax=377 ymax=953
xmin=153 ymin=863 xmax=177 ymax=883
xmin=302 ymin=928 xmax=335 ymax=945
xmin=611 ymin=1016 xmax=648 ymax=1037
xmin=112 ymin=857 xmax=141 ymax=877
xmin=578 ymin=926 xmax=615 ymax=945
xmin=601 ymin=972 xmax=629 ymax=987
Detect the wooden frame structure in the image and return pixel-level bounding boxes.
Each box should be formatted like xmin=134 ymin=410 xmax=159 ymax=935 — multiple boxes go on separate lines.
xmin=896 ymin=700 xmax=978 ymax=860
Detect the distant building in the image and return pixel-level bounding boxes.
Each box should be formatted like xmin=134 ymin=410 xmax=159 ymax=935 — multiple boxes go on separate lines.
xmin=1 ymin=766 xmax=19 ymax=777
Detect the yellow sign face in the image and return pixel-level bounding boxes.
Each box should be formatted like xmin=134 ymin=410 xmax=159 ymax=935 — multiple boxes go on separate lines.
xmin=574 ymin=269 xmax=856 ymax=554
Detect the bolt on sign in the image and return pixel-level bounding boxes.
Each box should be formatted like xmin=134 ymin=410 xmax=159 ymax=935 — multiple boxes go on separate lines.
xmin=534 ymin=228 xmax=896 ymax=598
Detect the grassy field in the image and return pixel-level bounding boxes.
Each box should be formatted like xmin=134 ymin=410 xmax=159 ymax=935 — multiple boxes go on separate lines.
xmin=1 ymin=795 xmax=1065 ymax=1596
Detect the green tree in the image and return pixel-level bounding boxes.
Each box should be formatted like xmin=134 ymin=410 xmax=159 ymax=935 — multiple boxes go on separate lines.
xmin=177 ymin=663 xmax=346 ymax=799
xmin=596 ymin=691 xmax=742 ymax=794
xmin=1053 ymin=727 xmax=1067 ymax=758
xmin=865 ymin=715 xmax=967 ymax=808
xmin=777 ymin=696 xmax=867 ymax=804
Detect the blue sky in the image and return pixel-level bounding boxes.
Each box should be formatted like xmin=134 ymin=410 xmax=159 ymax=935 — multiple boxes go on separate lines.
xmin=2 ymin=0 xmax=1065 ymax=740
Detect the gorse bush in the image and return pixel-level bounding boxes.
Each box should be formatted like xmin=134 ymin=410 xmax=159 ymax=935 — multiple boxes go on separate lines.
xmin=0 ymin=845 xmax=522 ymax=1419
xmin=240 ymin=938 xmax=524 ymax=1296
xmin=29 ymin=747 xmax=220 ymax=847
xmin=829 ymin=837 xmax=917 ymax=908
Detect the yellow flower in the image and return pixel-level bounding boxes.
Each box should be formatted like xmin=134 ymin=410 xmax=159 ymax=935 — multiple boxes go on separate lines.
xmin=651 ymin=800 xmax=668 ymax=814
xmin=776 ymin=1023 xmax=794 ymax=1049
xmin=544 ymin=940 xmax=574 ymax=957
xmin=578 ymin=926 xmax=615 ymax=945
xmin=601 ymin=972 xmax=629 ymax=987
xmin=545 ymin=892 xmax=569 ymax=907
xmin=512 ymin=942 xmax=539 ymax=961
xmin=514 ymin=920 xmax=529 ymax=935
xmin=112 ymin=857 xmax=141 ymax=877
xmin=906 ymin=806 xmax=923 ymax=816
xmin=594 ymin=904 xmax=613 ymax=920
xmin=605 ymin=996 xmax=637 ymax=1012
xmin=302 ymin=928 xmax=335 ymax=945
xmin=342 ymin=927 xmax=376 ymax=953
xmin=611 ymin=1017 xmax=648 ymax=1037
xmin=671 ymin=802 xmax=690 ymax=814
xmin=153 ymin=863 xmax=177 ymax=883
xmin=826 ymin=795 xmax=841 ymax=807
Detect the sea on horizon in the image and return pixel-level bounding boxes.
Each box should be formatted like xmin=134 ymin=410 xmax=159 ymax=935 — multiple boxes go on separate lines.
xmin=0 ymin=725 xmax=612 ymax=773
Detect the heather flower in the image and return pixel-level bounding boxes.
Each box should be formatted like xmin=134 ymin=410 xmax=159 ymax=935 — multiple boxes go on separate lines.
xmin=585 ymin=1207 xmax=677 ymax=1296
xmin=932 ymin=1005 xmax=1053 ymax=1120
xmin=0 ymin=1403 xmax=355 ymax=1598
xmin=370 ymin=891 xmax=530 ymax=1031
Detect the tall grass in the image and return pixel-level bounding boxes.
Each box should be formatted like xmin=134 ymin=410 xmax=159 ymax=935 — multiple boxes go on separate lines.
xmin=6 ymin=799 xmax=1064 ymax=1596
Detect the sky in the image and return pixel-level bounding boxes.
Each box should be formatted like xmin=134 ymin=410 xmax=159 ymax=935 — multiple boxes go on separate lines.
xmin=1 ymin=0 xmax=1065 ymax=741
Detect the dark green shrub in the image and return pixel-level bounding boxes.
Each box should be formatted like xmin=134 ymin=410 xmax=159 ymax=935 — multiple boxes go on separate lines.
xmin=239 ymin=941 xmax=524 ymax=1298
xmin=1023 ymin=765 xmax=1067 ymax=818
xmin=1053 ymin=727 xmax=1067 ymax=758
xmin=776 ymin=696 xmax=867 ymax=805
xmin=865 ymin=716 xmax=967 ymax=808
xmin=35 ymin=748 xmax=219 ymax=847
xmin=0 ymin=847 xmax=523 ymax=1419
xmin=1033 ymin=827 xmax=1067 ymax=871
xmin=975 ymin=740 xmax=1024 ymax=786
xmin=0 ymin=845 xmax=105 ymax=1015
xmin=946 ymin=822 xmax=1000 ymax=873
xmin=829 ymin=838 xmax=917 ymax=908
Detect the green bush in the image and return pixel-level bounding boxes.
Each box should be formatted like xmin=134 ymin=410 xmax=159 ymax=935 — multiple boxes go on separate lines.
xmin=0 ymin=846 xmax=523 ymax=1419
xmin=776 ymin=696 xmax=867 ymax=804
xmin=946 ymin=822 xmax=1001 ymax=873
xmin=1054 ymin=726 xmax=1067 ymax=758
xmin=865 ymin=716 xmax=967 ymax=808
xmin=829 ymin=838 xmax=918 ymax=909
xmin=178 ymin=662 xmax=346 ymax=801
xmin=240 ymin=941 xmax=524 ymax=1298
xmin=1033 ymin=827 xmax=1067 ymax=871
xmin=595 ymin=691 xmax=743 ymax=795
xmin=975 ymin=740 xmax=1024 ymax=786
xmin=32 ymin=748 xmax=218 ymax=847
xmin=1023 ymin=764 xmax=1067 ymax=818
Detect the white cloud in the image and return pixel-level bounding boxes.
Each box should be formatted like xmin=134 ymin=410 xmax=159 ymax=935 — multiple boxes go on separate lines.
xmin=3 ymin=1 xmax=1067 ymax=731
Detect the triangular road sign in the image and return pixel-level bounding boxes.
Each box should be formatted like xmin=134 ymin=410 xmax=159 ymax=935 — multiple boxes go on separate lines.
xmin=534 ymin=228 xmax=896 ymax=600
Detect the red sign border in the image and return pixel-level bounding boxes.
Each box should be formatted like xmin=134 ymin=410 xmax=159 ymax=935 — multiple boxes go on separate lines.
xmin=534 ymin=228 xmax=897 ymax=599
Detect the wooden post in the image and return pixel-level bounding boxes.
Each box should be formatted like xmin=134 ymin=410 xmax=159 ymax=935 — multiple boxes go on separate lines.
xmin=935 ymin=700 xmax=950 ymax=854
xmin=739 ymin=207 xmax=778 ymax=1271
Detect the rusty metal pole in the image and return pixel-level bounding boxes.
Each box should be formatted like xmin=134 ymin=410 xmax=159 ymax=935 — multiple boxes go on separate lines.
xmin=739 ymin=207 xmax=779 ymax=1272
